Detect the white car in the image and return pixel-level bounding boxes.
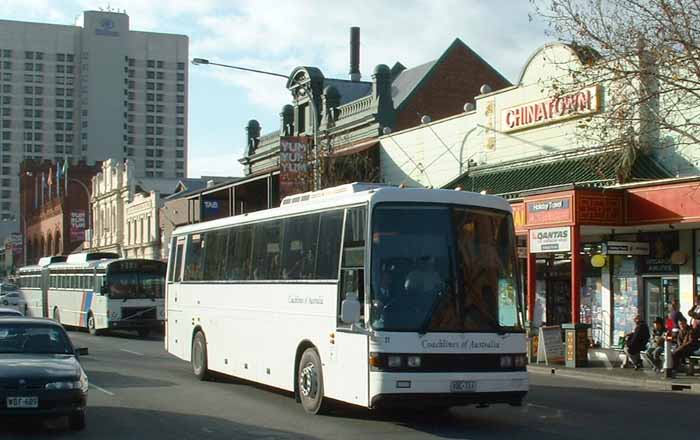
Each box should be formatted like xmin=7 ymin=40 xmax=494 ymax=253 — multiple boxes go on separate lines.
xmin=0 ymin=291 xmax=26 ymax=311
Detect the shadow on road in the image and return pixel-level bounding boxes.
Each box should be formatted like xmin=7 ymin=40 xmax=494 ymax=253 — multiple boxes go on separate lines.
xmin=86 ymin=370 xmax=177 ymax=389
xmin=0 ymin=406 xmax=320 ymax=439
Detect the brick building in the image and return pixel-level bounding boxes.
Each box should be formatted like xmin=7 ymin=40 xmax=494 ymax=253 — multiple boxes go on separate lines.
xmin=20 ymin=159 xmax=99 ymax=266
xmin=232 ymin=28 xmax=510 ymax=209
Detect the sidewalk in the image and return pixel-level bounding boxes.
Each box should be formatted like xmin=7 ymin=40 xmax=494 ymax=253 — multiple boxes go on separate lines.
xmin=528 ymin=363 xmax=700 ymax=394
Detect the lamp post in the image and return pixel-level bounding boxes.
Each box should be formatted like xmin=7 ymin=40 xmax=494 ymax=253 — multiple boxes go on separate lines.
xmin=191 ymin=57 xmax=322 ymax=190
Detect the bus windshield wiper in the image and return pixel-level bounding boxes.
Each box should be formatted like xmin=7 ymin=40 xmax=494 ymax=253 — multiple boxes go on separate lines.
xmin=417 ymin=287 xmax=448 ymax=335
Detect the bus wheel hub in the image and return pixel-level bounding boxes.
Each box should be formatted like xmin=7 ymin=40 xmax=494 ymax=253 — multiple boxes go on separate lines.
xmin=300 ymin=364 xmax=317 ymax=398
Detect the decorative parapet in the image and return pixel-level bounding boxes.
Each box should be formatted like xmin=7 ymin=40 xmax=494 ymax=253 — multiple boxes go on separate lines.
xmin=258 ymin=130 xmax=281 ymax=149
xmin=336 ymin=95 xmax=374 ymax=121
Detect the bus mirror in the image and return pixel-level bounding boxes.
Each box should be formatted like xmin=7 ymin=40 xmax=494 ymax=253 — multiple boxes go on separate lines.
xmin=340 ymin=296 xmax=361 ymax=324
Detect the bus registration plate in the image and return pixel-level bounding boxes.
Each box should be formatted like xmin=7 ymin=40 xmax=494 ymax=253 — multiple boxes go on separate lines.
xmin=450 ymin=380 xmax=476 ymax=393
xmin=7 ymin=397 xmax=38 ymax=408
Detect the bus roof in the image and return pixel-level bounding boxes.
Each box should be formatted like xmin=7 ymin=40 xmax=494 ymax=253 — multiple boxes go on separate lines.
xmin=173 ymin=184 xmax=512 ymax=237
xmin=20 ymin=258 xmax=166 ymax=273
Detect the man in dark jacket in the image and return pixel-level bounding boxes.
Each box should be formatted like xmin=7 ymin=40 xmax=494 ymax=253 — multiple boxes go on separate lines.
xmin=622 ymin=315 xmax=650 ymax=370
xmin=672 ymin=318 xmax=700 ymax=374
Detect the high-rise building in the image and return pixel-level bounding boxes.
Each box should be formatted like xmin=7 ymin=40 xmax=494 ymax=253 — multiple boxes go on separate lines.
xmin=0 ymin=10 xmax=189 ymax=228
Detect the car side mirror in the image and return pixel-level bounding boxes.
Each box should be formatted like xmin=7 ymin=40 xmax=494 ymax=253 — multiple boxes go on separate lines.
xmin=75 ymin=347 xmax=89 ymax=356
xmin=340 ymin=295 xmax=362 ymax=324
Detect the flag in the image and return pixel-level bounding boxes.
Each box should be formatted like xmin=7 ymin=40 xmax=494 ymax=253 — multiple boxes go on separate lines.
xmin=34 ymin=176 xmax=38 ymax=209
xmin=41 ymin=173 xmax=45 ymax=206
xmin=63 ymin=159 xmax=69 ymax=196
xmin=56 ymin=160 xmax=61 ymax=197
xmin=48 ymin=166 xmax=53 ymax=199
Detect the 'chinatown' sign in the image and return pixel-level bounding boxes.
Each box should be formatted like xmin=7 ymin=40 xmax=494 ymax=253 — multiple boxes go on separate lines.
xmin=501 ymin=85 xmax=601 ymax=132
xmin=530 ymin=226 xmax=571 ymax=253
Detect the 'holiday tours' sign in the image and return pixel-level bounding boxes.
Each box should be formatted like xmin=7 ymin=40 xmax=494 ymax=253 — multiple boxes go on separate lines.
xmin=530 ymin=226 xmax=571 ymax=253
xmin=501 ymin=85 xmax=600 ymax=132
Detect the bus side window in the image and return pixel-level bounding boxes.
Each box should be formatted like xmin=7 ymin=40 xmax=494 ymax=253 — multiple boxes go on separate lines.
xmin=338 ymin=206 xmax=367 ymax=326
xmin=173 ymin=242 xmax=185 ymax=283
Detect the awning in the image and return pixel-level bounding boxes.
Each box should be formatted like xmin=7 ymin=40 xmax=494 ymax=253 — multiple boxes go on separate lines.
xmin=330 ymin=140 xmax=379 ymax=157
xmin=444 ymin=148 xmax=673 ymax=199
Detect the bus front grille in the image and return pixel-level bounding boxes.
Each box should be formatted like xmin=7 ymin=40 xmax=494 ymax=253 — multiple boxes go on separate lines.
xmin=121 ymin=307 xmax=156 ymax=320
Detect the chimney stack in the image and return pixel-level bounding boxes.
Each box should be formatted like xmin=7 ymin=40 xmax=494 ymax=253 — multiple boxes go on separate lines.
xmin=349 ymin=27 xmax=361 ymax=81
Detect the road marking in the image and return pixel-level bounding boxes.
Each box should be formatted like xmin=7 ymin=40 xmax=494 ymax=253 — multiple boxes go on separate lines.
xmin=90 ymin=383 xmax=115 ymax=396
xmin=120 ymin=348 xmax=144 ymax=356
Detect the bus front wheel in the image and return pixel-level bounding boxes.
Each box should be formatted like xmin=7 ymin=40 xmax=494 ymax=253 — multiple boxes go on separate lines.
xmin=192 ymin=331 xmax=210 ymax=381
xmin=298 ymin=348 xmax=328 ymax=415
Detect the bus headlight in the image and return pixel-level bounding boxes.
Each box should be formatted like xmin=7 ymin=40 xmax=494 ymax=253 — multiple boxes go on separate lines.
xmin=407 ymin=356 xmax=421 ymax=367
xmin=500 ymin=355 xmax=513 ymax=368
xmin=387 ymin=355 xmax=402 ymax=368
xmin=514 ymin=354 xmax=528 ymax=368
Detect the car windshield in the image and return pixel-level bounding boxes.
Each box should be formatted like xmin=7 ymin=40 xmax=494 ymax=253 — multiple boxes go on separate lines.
xmin=0 ymin=324 xmax=73 ymax=354
xmin=370 ymin=204 xmax=522 ymax=333
xmin=106 ymin=271 xmax=165 ymax=299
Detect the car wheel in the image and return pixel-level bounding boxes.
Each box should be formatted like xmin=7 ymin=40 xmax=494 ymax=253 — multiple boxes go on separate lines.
xmin=53 ymin=307 xmax=61 ymax=323
xmin=68 ymin=410 xmax=85 ymax=431
xmin=88 ymin=313 xmax=102 ymax=336
xmin=192 ymin=331 xmax=209 ymax=381
xmin=298 ymin=348 xmax=328 ymax=415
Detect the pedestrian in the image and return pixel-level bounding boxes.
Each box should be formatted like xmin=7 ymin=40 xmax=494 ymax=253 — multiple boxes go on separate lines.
xmin=671 ymin=318 xmax=700 ymax=375
xmin=622 ymin=315 xmax=650 ymax=370
xmin=669 ymin=299 xmax=686 ymax=328
xmin=688 ymin=294 xmax=700 ymax=326
xmin=646 ymin=317 xmax=665 ymax=372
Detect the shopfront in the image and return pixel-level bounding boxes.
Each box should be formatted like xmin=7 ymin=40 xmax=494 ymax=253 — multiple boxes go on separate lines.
xmin=514 ymin=180 xmax=700 ymax=348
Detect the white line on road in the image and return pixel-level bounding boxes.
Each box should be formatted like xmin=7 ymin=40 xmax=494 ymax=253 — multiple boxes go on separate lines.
xmin=119 ymin=348 xmax=144 ymax=356
xmin=90 ymin=383 xmax=115 ymax=396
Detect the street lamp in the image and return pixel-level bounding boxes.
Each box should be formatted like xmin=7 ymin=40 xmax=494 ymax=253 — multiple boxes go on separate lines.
xmin=191 ymin=58 xmax=288 ymax=79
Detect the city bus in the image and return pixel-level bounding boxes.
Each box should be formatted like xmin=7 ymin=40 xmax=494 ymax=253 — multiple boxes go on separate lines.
xmin=18 ymin=253 xmax=166 ymax=336
xmin=166 ymin=183 xmax=528 ymax=414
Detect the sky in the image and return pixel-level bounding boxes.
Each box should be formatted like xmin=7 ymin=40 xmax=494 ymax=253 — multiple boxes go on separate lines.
xmin=1 ymin=0 xmax=551 ymax=178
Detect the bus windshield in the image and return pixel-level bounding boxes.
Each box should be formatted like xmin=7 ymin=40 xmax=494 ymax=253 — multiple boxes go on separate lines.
xmin=105 ymin=271 xmax=165 ymax=299
xmin=370 ymin=203 xmax=522 ymax=333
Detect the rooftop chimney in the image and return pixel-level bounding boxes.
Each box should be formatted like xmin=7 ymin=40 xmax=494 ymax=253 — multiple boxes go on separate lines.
xmin=349 ymin=27 xmax=361 ymax=81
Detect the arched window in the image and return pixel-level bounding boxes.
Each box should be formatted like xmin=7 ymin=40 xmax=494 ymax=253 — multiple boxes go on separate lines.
xmin=47 ymin=233 xmax=53 ymax=256
xmin=54 ymin=231 xmax=61 ymax=255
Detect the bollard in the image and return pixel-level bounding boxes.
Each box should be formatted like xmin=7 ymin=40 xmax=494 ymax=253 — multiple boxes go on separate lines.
xmin=663 ymin=336 xmax=673 ymax=378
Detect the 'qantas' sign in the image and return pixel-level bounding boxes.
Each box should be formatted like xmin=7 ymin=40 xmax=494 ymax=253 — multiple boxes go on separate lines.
xmin=501 ymin=85 xmax=600 ymax=132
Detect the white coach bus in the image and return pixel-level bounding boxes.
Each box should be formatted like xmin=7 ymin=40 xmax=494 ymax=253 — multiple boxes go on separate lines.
xmin=18 ymin=253 xmax=166 ymax=336
xmin=166 ymin=183 xmax=528 ymax=414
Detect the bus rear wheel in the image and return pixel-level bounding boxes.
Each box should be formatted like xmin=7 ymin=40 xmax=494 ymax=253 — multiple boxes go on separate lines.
xmin=298 ymin=348 xmax=328 ymax=415
xmin=192 ymin=331 xmax=210 ymax=381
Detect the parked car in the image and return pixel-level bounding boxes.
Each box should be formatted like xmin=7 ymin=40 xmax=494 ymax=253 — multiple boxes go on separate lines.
xmin=0 ymin=292 xmax=26 ymax=311
xmin=0 ymin=308 xmax=22 ymax=317
xmin=0 ymin=283 xmax=18 ymax=295
xmin=0 ymin=318 xmax=88 ymax=430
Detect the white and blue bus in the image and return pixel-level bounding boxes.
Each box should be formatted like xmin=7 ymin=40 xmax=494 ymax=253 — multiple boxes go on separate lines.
xmin=18 ymin=253 xmax=166 ymax=336
xmin=166 ymin=183 xmax=527 ymax=413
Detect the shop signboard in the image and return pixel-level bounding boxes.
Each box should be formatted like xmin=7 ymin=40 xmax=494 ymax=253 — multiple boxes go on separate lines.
xmin=640 ymin=231 xmax=678 ymax=274
xmin=526 ymin=197 xmax=572 ymax=224
xmin=70 ymin=210 xmax=86 ymax=242
xmin=279 ymin=136 xmax=312 ymax=200
xmin=536 ymin=325 xmax=564 ymax=364
xmin=501 ymin=85 xmax=601 ymax=133
xmin=530 ymin=226 xmax=571 ymax=253
xmin=603 ymin=241 xmax=650 ymax=255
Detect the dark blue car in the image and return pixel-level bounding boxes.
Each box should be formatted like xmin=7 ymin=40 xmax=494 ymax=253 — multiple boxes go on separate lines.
xmin=0 ymin=318 xmax=88 ymax=430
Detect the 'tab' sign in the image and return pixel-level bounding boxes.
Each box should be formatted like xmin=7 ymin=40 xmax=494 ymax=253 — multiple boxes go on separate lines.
xmin=530 ymin=226 xmax=571 ymax=253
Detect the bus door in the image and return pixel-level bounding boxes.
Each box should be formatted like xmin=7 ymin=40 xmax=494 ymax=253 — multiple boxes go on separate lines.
xmin=166 ymin=237 xmax=187 ymax=359
xmin=41 ymin=267 xmax=50 ymax=318
xmin=332 ymin=206 xmax=369 ymax=407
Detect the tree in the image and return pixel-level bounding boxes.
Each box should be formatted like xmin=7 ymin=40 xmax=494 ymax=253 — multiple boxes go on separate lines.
xmin=532 ymin=0 xmax=700 ymax=181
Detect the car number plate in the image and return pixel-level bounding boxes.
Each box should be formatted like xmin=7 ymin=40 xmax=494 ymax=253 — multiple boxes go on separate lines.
xmin=450 ymin=380 xmax=477 ymax=393
xmin=6 ymin=396 xmax=38 ymax=408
